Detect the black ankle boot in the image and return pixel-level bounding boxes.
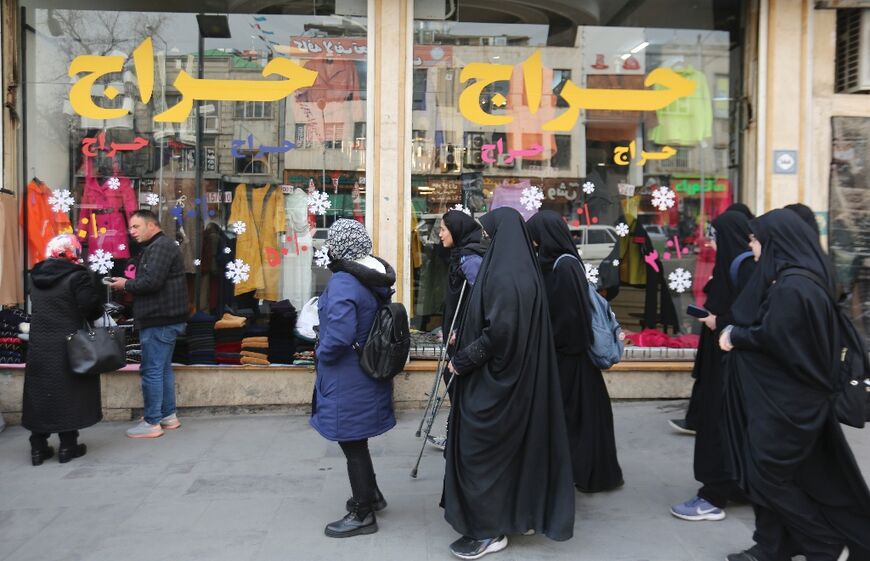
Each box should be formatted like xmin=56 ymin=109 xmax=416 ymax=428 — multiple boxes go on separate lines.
xmin=325 ymin=500 xmax=377 ymax=538
xmin=345 ymin=488 xmax=387 ymax=513
xmin=58 ymin=443 xmax=87 ymax=464
xmin=31 ymin=446 xmax=54 ymax=466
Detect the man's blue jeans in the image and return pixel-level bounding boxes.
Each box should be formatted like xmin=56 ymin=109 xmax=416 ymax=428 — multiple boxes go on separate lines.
xmin=139 ymin=323 xmax=186 ymax=425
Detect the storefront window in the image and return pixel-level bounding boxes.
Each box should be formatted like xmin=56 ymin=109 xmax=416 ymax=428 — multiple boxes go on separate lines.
xmin=22 ymin=4 xmax=368 ymax=360
xmin=409 ymin=3 xmax=738 ymax=348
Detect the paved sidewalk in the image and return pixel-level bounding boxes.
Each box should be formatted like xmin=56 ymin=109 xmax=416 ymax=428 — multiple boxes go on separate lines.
xmin=1 ymin=401 xmax=868 ymax=561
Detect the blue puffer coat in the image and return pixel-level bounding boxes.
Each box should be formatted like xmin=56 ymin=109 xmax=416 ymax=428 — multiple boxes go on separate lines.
xmin=310 ymin=257 xmax=397 ymax=442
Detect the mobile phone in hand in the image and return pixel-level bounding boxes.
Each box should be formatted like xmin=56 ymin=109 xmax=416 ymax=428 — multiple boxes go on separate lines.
xmin=686 ymin=304 xmax=709 ymax=318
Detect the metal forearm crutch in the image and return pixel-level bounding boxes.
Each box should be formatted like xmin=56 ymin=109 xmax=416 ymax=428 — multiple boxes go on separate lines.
xmin=411 ymin=370 xmax=456 ymax=478
xmin=414 ymin=280 xmax=467 ymax=438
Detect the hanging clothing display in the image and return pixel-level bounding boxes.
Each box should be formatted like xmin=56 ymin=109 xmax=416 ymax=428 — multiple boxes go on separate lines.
xmin=228 ymin=184 xmax=286 ymax=301
xmin=280 ymin=187 xmax=313 ymax=309
xmin=76 ymin=160 xmax=137 ymax=259
xmin=650 ymin=66 xmax=712 ymax=146
xmin=23 ymin=179 xmax=72 ymax=268
xmin=0 ymin=191 xmax=23 ymax=304
xmin=618 ymin=196 xmax=647 ymax=286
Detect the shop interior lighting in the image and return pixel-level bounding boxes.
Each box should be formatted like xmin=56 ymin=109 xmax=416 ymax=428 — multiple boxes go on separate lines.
xmin=630 ymin=41 xmax=650 ymax=53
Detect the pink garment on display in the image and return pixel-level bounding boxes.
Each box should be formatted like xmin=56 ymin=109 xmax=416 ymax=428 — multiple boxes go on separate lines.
xmin=490 ymin=181 xmax=537 ymax=221
xmin=77 ymin=159 xmax=137 ymax=258
xmin=623 ymin=328 xmax=700 ymax=348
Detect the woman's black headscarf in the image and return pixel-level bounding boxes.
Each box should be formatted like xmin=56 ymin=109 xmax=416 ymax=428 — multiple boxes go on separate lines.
xmin=444 ymin=207 xmax=575 ymax=541
xmin=725 ymin=203 xmax=755 ymax=220
xmin=441 ymin=210 xmax=486 ymax=340
xmin=703 ymin=210 xmax=752 ymax=315
xmin=753 ymin=209 xmax=834 ymax=291
xmin=526 ymin=211 xmax=593 ymax=350
xmin=732 ymin=209 xmax=835 ymax=325
xmin=526 ymin=210 xmax=579 ymax=268
xmin=784 ymin=203 xmax=820 ymax=236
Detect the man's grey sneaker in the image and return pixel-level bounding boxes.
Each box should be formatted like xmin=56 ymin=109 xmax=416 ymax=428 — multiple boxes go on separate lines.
xmin=668 ymin=418 xmax=697 ymax=435
xmin=427 ymin=434 xmax=447 ymax=451
xmin=160 ymin=414 xmax=181 ymax=430
xmin=449 ymin=535 xmax=508 ymax=560
xmin=670 ymin=496 xmax=726 ymax=521
xmin=126 ymin=421 xmax=165 ymax=439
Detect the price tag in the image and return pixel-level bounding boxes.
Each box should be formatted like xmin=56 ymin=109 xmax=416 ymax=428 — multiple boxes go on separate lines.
xmin=224 ymin=191 xmax=233 ymax=203
xmin=281 ymin=184 xmax=293 ymax=194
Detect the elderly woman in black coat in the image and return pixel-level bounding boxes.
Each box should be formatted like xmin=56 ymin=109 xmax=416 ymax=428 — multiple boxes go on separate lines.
xmin=22 ymin=234 xmax=103 ymax=466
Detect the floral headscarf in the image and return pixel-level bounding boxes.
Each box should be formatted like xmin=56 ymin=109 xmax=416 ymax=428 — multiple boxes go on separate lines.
xmin=327 ymin=219 xmax=372 ymax=261
xmin=45 ymin=234 xmax=82 ymax=263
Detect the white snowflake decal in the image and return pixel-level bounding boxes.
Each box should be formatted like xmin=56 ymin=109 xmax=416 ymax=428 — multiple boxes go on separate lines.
xmin=193 ymin=259 xmax=201 ymax=267
xmin=613 ymin=259 xmax=620 ymax=266
xmin=582 ymin=181 xmax=595 ymax=195
xmin=615 ymin=222 xmax=630 ymax=237
xmin=314 ymin=246 xmax=331 ymax=269
xmin=87 ymin=249 xmax=114 ymax=274
xmin=48 ymin=189 xmax=74 ymax=213
xmin=585 ymin=263 xmax=600 ymax=286
xmin=231 ymin=221 xmax=247 ymax=235
xmin=223 ymin=247 xmax=232 ymax=254
xmin=106 ymin=177 xmax=121 ymax=191
xmin=225 ymin=259 xmax=251 ymax=285
xmin=651 ymin=186 xmax=676 ymax=211
xmin=118 ymin=244 xmax=126 ymax=251
xmin=520 ymin=186 xmax=544 ymax=212
xmin=452 ymin=204 xmax=471 ymax=216
xmin=145 ymin=193 xmax=160 ymax=206
xmin=175 ymin=241 xmax=180 ymax=246
xmin=308 ymin=191 xmax=331 ymax=215
xmin=668 ymin=267 xmax=693 ymax=293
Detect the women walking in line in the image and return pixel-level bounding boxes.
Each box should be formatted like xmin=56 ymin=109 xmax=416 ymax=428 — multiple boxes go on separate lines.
xmin=427 ymin=209 xmax=486 ymax=450
xmin=526 ymin=210 xmax=623 ymax=493
xmin=720 ymin=209 xmax=870 ymax=561
xmin=670 ymin=210 xmax=755 ymax=521
xmin=443 ymin=207 xmax=575 ymax=560
xmin=310 ymin=219 xmax=397 ymax=538
xmin=22 ymin=234 xmax=103 ymax=465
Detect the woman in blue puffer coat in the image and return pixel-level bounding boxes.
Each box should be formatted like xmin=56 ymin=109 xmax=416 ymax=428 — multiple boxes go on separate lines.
xmin=312 ymin=219 xmax=397 ymax=539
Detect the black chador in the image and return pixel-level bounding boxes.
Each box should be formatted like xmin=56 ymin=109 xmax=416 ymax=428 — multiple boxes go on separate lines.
xmin=526 ymin=210 xmax=623 ymax=493
xmin=443 ymin=207 xmax=575 ymax=541
xmin=723 ymin=209 xmax=870 ymax=561
xmin=690 ymin=210 xmax=755 ymax=508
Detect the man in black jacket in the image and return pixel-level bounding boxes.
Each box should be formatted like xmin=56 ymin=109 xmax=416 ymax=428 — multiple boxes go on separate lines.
xmin=109 ymin=210 xmax=189 ymax=439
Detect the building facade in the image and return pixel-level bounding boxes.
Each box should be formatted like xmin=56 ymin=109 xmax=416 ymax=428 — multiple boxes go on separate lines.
xmin=0 ymin=0 xmax=868 ymax=366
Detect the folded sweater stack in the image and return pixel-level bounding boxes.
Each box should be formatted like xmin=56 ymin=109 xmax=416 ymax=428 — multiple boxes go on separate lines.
xmin=215 ymin=313 xmax=246 ymax=365
xmin=240 ymin=335 xmax=269 ymax=366
xmin=0 ymin=308 xmax=30 ymax=364
xmin=187 ymin=312 xmax=217 ymax=365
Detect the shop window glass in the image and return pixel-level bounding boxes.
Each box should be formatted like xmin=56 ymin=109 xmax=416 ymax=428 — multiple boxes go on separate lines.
xmin=22 ymin=4 xmax=368 ymax=366
xmin=410 ymin=2 xmax=737 ymax=353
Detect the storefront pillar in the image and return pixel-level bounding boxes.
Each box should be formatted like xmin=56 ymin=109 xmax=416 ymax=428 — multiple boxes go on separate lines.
xmin=367 ymin=0 xmax=413 ymax=303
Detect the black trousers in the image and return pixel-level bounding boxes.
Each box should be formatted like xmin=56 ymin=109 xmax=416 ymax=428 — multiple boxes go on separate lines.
xmin=339 ymin=439 xmax=379 ymax=511
xmin=30 ymin=430 xmax=79 ymax=450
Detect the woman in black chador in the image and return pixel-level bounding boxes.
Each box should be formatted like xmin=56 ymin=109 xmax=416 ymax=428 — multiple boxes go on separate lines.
xmin=670 ymin=210 xmax=755 ymax=521
xmin=526 ymin=210 xmax=623 ymax=493
xmin=443 ymin=207 xmax=575 ymax=560
xmin=720 ymin=209 xmax=870 ymax=561
xmin=427 ymin=209 xmax=487 ymax=450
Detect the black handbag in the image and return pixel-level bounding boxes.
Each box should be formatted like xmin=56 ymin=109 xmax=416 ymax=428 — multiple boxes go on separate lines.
xmin=66 ymin=314 xmax=126 ymax=376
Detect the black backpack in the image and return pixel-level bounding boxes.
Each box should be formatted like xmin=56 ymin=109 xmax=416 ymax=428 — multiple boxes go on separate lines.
xmin=779 ymin=268 xmax=870 ymax=428
xmin=353 ymin=293 xmax=411 ymax=381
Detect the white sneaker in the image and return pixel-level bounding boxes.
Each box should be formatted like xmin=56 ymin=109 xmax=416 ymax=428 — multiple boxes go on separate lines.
xmin=160 ymin=414 xmax=181 ymax=430
xmin=126 ymin=421 xmax=164 ymax=439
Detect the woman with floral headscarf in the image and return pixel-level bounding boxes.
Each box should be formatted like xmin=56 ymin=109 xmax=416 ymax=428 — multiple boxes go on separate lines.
xmin=22 ymin=234 xmax=103 ymax=466
xmin=311 ymin=219 xmax=398 ymax=538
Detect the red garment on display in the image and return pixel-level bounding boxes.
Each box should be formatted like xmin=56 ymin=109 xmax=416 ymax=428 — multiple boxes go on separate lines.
xmin=76 ymin=159 xmax=138 ymax=258
xmin=22 ymin=180 xmax=73 ymax=268
xmin=623 ymin=328 xmax=700 ymax=348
